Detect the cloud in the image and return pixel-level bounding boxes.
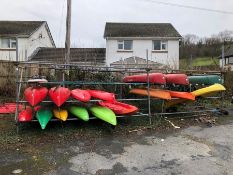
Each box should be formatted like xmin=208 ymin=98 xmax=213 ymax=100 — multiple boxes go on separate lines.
xmin=0 ymin=0 xmax=232 ymax=47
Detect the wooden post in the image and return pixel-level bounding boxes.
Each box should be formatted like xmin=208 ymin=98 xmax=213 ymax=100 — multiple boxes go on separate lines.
xmin=65 ymin=0 xmax=71 ymax=65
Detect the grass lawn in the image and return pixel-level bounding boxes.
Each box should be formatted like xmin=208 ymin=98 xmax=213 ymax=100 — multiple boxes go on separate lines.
xmin=180 ymin=57 xmax=219 ymax=68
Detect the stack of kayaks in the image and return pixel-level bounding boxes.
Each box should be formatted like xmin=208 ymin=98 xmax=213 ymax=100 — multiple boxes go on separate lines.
xmin=18 ymin=86 xmax=138 ymax=129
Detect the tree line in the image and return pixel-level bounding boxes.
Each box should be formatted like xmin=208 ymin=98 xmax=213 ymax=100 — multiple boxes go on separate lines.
xmin=180 ymin=30 xmax=233 ymax=59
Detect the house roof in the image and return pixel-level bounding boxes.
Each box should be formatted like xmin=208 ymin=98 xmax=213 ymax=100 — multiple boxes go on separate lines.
xmin=104 ymin=22 xmax=182 ymax=38
xmin=0 ymin=21 xmax=45 ymax=37
xmin=110 ymin=56 xmax=169 ymax=69
xmin=29 ymin=47 xmax=106 ymax=64
xmin=224 ymin=46 xmax=233 ymax=58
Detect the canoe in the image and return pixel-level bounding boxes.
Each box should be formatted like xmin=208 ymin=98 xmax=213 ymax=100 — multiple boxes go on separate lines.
xmin=89 ymin=106 xmax=117 ymax=125
xmin=98 ymin=101 xmax=138 ymax=115
xmin=129 ymin=89 xmax=171 ymax=100
xmin=165 ymin=84 xmax=226 ymax=107
xmin=36 ymin=108 xmax=53 ymax=130
xmin=88 ymin=90 xmax=116 ymax=102
xmin=123 ymin=73 xmax=166 ymax=84
xmin=49 ymin=87 xmax=71 ymax=107
xmin=18 ymin=107 xmax=33 ymax=122
xmin=165 ymin=74 xmax=189 ymax=85
xmin=53 ymin=108 xmax=68 ymax=121
xmin=71 ymin=89 xmax=91 ymax=102
xmin=188 ymin=75 xmax=223 ymax=85
xmin=192 ymin=84 xmax=226 ymax=97
xmin=24 ymin=87 xmax=48 ymax=106
xmin=69 ymin=106 xmax=89 ymax=121
xmin=0 ymin=103 xmax=23 ymax=114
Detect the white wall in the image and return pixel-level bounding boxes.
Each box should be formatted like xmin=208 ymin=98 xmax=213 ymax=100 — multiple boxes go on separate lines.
xmin=0 ymin=23 xmax=54 ymax=61
xmin=106 ymin=38 xmax=180 ymax=69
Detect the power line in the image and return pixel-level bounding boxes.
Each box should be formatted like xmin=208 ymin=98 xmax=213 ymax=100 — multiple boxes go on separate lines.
xmin=142 ymin=0 xmax=233 ymax=15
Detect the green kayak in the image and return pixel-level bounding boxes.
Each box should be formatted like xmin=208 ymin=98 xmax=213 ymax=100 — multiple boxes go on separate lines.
xmin=36 ymin=108 xmax=53 ymax=130
xmin=188 ymin=75 xmax=223 ymax=85
xmin=89 ymin=106 xmax=117 ymax=126
xmin=68 ymin=106 xmax=89 ymax=121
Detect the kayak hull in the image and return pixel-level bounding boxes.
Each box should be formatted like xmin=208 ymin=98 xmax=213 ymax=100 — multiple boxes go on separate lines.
xmin=18 ymin=108 xmax=33 ymax=122
xmin=49 ymin=87 xmax=71 ymax=107
xmin=165 ymin=74 xmax=189 ymax=85
xmin=36 ymin=108 xmax=53 ymax=130
xmin=188 ymin=75 xmax=223 ymax=85
xmin=24 ymin=87 xmax=48 ymax=106
xmin=123 ymin=73 xmax=166 ymax=84
xmin=88 ymin=90 xmax=115 ymax=102
xmin=89 ymin=106 xmax=117 ymax=125
xmin=98 ymin=101 xmax=138 ymax=115
xmin=71 ymin=89 xmax=91 ymax=102
xmin=53 ymin=108 xmax=68 ymax=121
xmin=69 ymin=106 xmax=89 ymax=121
xmin=0 ymin=103 xmax=23 ymax=114
xmin=129 ymin=89 xmax=171 ymax=100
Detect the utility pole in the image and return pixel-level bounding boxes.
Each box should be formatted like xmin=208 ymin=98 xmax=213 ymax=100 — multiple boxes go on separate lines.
xmin=221 ymin=44 xmax=224 ymax=71
xmin=65 ymin=0 xmax=71 ymax=66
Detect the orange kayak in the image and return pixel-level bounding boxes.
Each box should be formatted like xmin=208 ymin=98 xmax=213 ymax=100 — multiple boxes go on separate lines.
xmin=129 ymin=89 xmax=171 ymax=100
xmin=168 ymin=91 xmax=195 ymax=100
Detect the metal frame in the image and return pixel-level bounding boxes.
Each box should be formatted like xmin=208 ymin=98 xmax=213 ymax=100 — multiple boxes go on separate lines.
xmin=14 ymin=57 xmax=224 ymax=131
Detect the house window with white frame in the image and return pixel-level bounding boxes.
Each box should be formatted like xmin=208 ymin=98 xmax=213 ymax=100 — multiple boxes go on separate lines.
xmin=152 ymin=40 xmax=167 ymax=51
xmin=1 ymin=38 xmax=16 ymax=49
xmin=118 ymin=40 xmax=133 ymax=51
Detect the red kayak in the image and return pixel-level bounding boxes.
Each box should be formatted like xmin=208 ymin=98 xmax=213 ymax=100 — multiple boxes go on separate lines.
xmin=99 ymin=101 xmax=138 ymax=115
xmin=18 ymin=107 xmax=33 ymax=122
xmin=165 ymin=74 xmax=189 ymax=85
xmin=123 ymin=73 xmax=166 ymax=84
xmin=0 ymin=103 xmax=23 ymax=114
xmin=24 ymin=87 xmax=48 ymax=106
xmin=71 ymin=89 xmax=91 ymax=102
xmin=88 ymin=90 xmax=116 ymax=102
xmin=49 ymin=87 xmax=71 ymax=107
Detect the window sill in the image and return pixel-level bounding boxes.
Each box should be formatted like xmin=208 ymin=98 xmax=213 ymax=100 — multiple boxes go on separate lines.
xmin=152 ymin=50 xmax=168 ymax=53
xmin=117 ymin=50 xmax=133 ymax=53
xmin=0 ymin=48 xmax=16 ymax=51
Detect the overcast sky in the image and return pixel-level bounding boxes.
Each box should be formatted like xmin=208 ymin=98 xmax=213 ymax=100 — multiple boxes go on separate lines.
xmin=0 ymin=0 xmax=232 ymax=47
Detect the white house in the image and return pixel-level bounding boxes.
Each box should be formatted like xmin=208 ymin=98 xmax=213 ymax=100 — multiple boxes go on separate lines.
xmin=220 ymin=46 xmax=233 ymax=71
xmin=104 ymin=23 xmax=182 ymax=69
xmin=0 ymin=21 xmax=55 ymax=61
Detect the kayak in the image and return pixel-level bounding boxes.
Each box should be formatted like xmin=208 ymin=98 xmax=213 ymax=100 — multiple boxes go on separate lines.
xmin=188 ymin=75 xmax=223 ymax=85
xmin=49 ymin=87 xmax=71 ymax=107
xmin=168 ymin=90 xmax=195 ymax=101
xmin=24 ymin=87 xmax=48 ymax=106
xmin=98 ymin=101 xmax=138 ymax=115
xmin=165 ymin=84 xmax=226 ymax=107
xmin=89 ymin=106 xmax=117 ymax=125
xmin=36 ymin=108 xmax=53 ymax=130
xmin=165 ymin=74 xmax=189 ymax=85
xmin=129 ymin=89 xmax=171 ymax=100
xmin=0 ymin=103 xmax=23 ymax=114
xmin=68 ymin=106 xmax=89 ymax=121
xmin=123 ymin=73 xmax=166 ymax=84
xmin=88 ymin=90 xmax=115 ymax=102
xmin=71 ymin=89 xmax=91 ymax=102
xmin=53 ymin=108 xmax=68 ymax=121
xmin=192 ymin=83 xmax=226 ymax=97
xmin=149 ymin=89 xmax=195 ymax=101
xmin=18 ymin=107 xmax=33 ymax=122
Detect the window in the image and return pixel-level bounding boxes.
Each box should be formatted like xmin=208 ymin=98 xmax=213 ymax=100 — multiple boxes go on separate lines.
xmin=118 ymin=40 xmax=133 ymax=51
xmin=153 ymin=40 xmax=167 ymax=51
xmin=1 ymin=38 xmax=16 ymax=48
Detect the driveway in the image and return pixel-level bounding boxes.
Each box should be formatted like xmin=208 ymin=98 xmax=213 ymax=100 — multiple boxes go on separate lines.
xmin=49 ymin=122 xmax=233 ymax=175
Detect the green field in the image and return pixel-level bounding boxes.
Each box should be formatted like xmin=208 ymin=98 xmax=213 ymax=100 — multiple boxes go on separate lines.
xmin=180 ymin=57 xmax=219 ymax=68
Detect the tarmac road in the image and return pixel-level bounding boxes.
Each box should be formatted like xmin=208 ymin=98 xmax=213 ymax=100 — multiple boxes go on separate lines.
xmin=49 ymin=122 xmax=233 ymax=175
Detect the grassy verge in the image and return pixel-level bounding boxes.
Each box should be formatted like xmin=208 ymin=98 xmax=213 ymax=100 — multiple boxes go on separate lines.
xmin=180 ymin=57 xmax=219 ymax=68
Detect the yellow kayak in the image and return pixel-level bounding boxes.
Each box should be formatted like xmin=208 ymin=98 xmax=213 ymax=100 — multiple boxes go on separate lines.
xmin=53 ymin=108 xmax=68 ymax=121
xmin=192 ymin=84 xmax=226 ymax=97
xmin=165 ymin=84 xmax=226 ymax=107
